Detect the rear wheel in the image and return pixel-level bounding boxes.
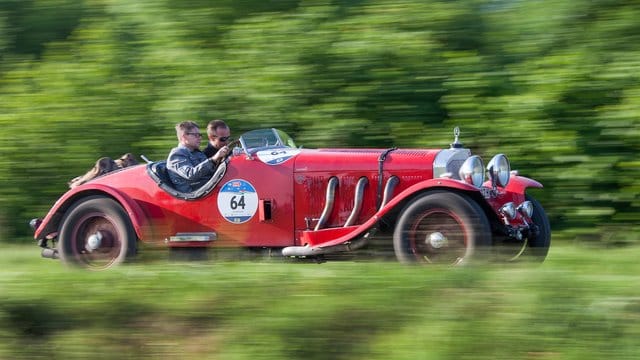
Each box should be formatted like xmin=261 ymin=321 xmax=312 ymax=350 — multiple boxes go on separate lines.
xmin=393 ymin=192 xmax=491 ymax=265
xmin=58 ymin=196 xmax=137 ymax=269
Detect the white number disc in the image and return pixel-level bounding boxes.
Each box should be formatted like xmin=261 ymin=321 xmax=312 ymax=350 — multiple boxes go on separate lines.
xmin=217 ymin=179 xmax=259 ymax=224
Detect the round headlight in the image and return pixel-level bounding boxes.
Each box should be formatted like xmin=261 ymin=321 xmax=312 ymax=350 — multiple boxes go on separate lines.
xmin=458 ymin=155 xmax=485 ymax=188
xmin=487 ymin=154 xmax=510 ymax=188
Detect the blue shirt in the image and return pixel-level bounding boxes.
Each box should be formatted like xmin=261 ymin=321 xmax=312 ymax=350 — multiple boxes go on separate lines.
xmin=167 ymin=145 xmax=215 ymax=193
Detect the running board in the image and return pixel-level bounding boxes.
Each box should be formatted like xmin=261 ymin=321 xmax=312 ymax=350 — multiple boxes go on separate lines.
xmin=167 ymin=232 xmax=217 ymax=248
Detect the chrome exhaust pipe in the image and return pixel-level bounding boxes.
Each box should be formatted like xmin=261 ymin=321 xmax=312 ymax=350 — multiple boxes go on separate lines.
xmin=282 ymin=234 xmax=369 ymax=257
xmin=41 ymin=248 xmax=59 ymax=259
xmin=344 ymin=177 xmax=368 ymax=227
xmin=315 ymin=177 xmax=338 ymax=231
xmin=380 ymin=175 xmax=399 ymax=208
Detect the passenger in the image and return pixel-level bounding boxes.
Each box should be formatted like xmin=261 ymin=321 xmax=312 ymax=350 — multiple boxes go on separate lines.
xmin=167 ymin=121 xmax=230 ymax=193
xmin=68 ymin=153 xmax=138 ymax=189
xmin=203 ymin=119 xmax=232 ymax=158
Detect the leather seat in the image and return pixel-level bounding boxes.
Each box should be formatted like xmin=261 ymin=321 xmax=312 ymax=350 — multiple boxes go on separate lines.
xmin=146 ymin=160 xmax=228 ymax=201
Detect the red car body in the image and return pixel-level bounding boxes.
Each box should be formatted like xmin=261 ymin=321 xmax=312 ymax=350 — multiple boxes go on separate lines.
xmin=32 ymin=128 xmax=550 ymax=269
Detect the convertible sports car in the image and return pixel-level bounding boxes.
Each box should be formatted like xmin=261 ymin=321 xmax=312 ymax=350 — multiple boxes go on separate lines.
xmin=31 ymin=127 xmax=550 ymax=269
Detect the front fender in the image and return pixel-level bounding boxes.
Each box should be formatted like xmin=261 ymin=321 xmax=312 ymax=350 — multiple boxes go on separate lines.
xmin=309 ymin=178 xmax=480 ymax=248
xmin=504 ymin=175 xmax=543 ymax=194
xmin=34 ymin=184 xmax=151 ymax=241
xmin=379 ymin=178 xmax=480 ymax=215
xmin=482 ymin=175 xmax=543 ymax=195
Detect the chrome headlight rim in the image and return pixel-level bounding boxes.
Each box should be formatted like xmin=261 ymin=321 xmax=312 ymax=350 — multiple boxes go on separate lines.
xmin=458 ymin=155 xmax=485 ymax=188
xmin=487 ymin=154 xmax=511 ymax=188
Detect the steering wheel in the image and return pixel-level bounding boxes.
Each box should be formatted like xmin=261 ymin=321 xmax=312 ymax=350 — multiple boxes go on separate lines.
xmin=222 ymin=139 xmax=241 ymax=162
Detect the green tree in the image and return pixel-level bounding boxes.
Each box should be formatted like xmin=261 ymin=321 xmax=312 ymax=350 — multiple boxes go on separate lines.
xmin=0 ymin=0 xmax=638 ymax=245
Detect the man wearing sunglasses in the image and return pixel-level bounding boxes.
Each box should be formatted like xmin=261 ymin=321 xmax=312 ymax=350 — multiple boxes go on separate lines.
xmin=203 ymin=119 xmax=232 ymax=158
xmin=167 ymin=120 xmax=230 ymax=193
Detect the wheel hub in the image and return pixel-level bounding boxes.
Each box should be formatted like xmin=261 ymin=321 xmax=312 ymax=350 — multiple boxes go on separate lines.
xmin=427 ymin=232 xmax=447 ymax=249
xmin=86 ymin=231 xmax=103 ymax=252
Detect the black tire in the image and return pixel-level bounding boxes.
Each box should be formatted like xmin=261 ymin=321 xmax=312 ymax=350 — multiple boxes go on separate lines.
xmin=522 ymin=194 xmax=551 ymax=261
xmin=58 ymin=196 xmax=137 ymax=269
xmin=393 ymin=192 xmax=491 ymax=265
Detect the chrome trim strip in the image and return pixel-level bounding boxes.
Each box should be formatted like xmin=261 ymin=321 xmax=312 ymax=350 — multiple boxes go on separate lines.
xmin=169 ymin=232 xmax=217 ymax=242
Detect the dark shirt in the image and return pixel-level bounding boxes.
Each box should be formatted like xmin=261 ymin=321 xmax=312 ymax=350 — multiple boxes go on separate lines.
xmin=167 ymin=145 xmax=215 ymax=193
xmin=202 ymin=143 xmax=220 ymax=158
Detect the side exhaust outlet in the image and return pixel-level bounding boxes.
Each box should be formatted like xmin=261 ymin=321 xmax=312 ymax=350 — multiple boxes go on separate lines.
xmin=41 ymin=248 xmax=59 ymax=259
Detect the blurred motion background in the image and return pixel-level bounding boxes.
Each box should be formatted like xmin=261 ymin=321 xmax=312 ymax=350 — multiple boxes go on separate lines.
xmin=0 ymin=0 xmax=638 ymax=245
xmin=2 ymin=2 xmax=640 ymax=359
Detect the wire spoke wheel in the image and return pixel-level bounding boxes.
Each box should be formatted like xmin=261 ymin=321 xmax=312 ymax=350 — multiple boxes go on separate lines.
xmin=409 ymin=209 xmax=468 ymax=264
xmin=59 ymin=196 xmax=136 ymax=269
xmin=394 ymin=192 xmax=491 ymax=265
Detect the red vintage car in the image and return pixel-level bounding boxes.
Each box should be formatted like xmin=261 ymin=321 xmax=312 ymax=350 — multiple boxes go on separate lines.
xmin=31 ymin=127 xmax=550 ymax=269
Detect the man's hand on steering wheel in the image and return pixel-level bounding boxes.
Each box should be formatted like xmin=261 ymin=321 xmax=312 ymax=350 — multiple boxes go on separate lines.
xmin=210 ymin=146 xmax=230 ymax=164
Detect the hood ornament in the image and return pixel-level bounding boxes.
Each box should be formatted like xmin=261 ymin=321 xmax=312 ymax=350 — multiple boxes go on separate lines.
xmin=450 ymin=126 xmax=463 ymax=149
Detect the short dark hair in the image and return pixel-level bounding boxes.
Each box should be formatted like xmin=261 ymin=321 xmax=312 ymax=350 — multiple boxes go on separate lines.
xmin=175 ymin=121 xmax=199 ymax=139
xmin=207 ymin=119 xmax=228 ymax=136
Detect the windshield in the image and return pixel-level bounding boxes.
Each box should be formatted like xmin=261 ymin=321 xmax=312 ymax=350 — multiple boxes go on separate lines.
xmin=238 ymin=128 xmax=297 ymax=154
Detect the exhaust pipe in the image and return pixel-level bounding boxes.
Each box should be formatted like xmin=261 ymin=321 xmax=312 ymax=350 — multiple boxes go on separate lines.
xmin=282 ymin=231 xmax=372 ymax=257
xmin=315 ymin=177 xmax=338 ymax=231
xmin=344 ymin=177 xmax=368 ymax=227
xmin=41 ymin=248 xmax=59 ymax=259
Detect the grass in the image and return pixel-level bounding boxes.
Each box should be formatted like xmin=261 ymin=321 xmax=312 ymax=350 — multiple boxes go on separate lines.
xmin=1 ymin=242 xmax=640 ymax=359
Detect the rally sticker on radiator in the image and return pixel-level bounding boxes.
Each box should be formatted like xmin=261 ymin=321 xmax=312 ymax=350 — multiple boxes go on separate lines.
xmin=217 ymin=179 xmax=259 ymax=224
xmin=256 ymin=149 xmax=300 ymax=165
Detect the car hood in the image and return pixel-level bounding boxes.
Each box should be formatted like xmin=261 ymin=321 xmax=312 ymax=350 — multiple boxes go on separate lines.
xmin=292 ymin=148 xmax=440 ymax=173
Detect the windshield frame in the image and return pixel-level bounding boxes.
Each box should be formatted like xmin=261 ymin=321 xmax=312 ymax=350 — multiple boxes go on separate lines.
xmin=237 ymin=128 xmax=297 ymax=155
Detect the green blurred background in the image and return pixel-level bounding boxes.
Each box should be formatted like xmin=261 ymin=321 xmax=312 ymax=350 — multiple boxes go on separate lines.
xmin=2 ymin=2 xmax=640 ymax=359
xmin=0 ymin=0 xmax=638 ymax=245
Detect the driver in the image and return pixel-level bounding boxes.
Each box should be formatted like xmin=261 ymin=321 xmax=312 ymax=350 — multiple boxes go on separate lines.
xmin=203 ymin=119 xmax=231 ymax=158
xmin=167 ymin=121 xmax=230 ymax=193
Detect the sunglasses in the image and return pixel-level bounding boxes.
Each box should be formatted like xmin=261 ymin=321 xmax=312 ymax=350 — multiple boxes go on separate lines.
xmin=186 ymin=132 xmax=202 ymax=137
xmin=215 ymin=136 xmax=230 ymax=142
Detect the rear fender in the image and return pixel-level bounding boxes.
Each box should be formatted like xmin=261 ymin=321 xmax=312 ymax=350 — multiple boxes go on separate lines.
xmin=34 ymin=184 xmax=151 ymax=241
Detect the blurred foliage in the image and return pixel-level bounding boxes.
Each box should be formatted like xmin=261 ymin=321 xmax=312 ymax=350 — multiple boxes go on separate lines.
xmin=2 ymin=244 xmax=640 ymax=359
xmin=0 ymin=0 xmax=638 ymax=244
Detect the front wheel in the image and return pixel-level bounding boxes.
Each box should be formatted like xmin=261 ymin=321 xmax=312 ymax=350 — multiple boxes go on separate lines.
xmin=393 ymin=192 xmax=491 ymax=265
xmin=58 ymin=196 xmax=137 ymax=269
xmin=522 ymin=195 xmax=551 ymax=261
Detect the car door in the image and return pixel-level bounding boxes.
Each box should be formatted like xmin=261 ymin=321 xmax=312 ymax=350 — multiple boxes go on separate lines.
xmin=205 ymin=148 xmax=298 ymax=247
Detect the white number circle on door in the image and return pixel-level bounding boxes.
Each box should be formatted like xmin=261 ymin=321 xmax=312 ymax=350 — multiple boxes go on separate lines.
xmin=217 ymin=179 xmax=259 ymax=224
